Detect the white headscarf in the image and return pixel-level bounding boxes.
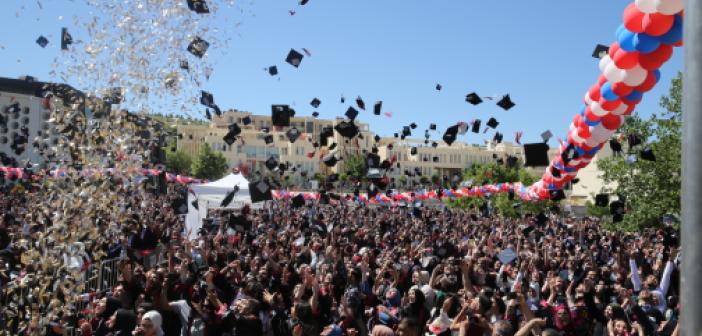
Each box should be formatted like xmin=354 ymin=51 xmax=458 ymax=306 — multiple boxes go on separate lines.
xmin=142 ymin=310 xmax=164 ymax=336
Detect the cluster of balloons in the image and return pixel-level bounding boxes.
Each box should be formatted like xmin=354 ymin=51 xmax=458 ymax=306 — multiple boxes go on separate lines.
xmin=528 ymin=0 xmax=683 ymax=201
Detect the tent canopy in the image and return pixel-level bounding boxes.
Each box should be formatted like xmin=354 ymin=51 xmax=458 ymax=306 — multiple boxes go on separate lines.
xmin=186 ymin=173 xmax=253 ymax=238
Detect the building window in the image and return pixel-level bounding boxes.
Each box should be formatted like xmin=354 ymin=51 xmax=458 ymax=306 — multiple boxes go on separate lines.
xmin=281 ymin=148 xmax=288 ymax=156
xmin=245 ymin=146 xmax=256 ymax=159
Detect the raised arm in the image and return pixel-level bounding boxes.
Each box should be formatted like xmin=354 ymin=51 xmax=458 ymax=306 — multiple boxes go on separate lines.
xmin=629 ymin=257 xmax=642 ymax=292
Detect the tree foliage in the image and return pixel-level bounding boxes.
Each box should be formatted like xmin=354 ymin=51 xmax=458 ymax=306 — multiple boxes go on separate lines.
xmin=343 ymin=153 xmax=368 ymax=180
xmin=445 ymin=163 xmax=555 ymax=217
xmin=191 ymin=144 xmax=229 ymax=180
xmin=166 ymin=149 xmax=193 ymax=175
xmin=596 ymin=72 xmax=681 ymax=231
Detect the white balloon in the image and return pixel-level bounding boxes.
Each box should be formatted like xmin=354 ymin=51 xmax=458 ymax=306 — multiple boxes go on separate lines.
xmin=636 ymin=0 xmax=658 ymax=13
xmin=584 ymin=91 xmax=593 ymax=105
xmin=654 ymin=0 xmax=683 ymax=15
xmin=611 ymin=103 xmax=629 ymax=116
xmin=590 ymin=124 xmax=617 ymax=143
xmin=590 ymin=101 xmax=610 ymax=117
xmin=599 ymin=54 xmax=612 ymax=73
xmin=604 ymin=62 xmax=626 ymax=83
xmin=622 ymin=65 xmax=648 ymax=86
xmin=585 ymin=136 xmax=601 ymax=148
xmin=570 ymin=129 xmax=585 ymax=144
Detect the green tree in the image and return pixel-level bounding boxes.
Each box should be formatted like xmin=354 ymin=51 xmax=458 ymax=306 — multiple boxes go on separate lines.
xmin=344 ymin=153 xmax=368 ymax=180
xmin=191 ymin=144 xmax=229 ymax=180
xmin=596 ymin=72 xmax=681 ymax=231
xmin=398 ymin=175 xmax=408 ymax=189
xmin=431 ymin=174 xmax=441 ymax=187
xmin=166 ymin=149 xmax=193 ymax=175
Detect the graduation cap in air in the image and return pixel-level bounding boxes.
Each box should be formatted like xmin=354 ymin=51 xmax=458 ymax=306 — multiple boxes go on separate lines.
xmin=340 ymin=95 xmax=345 ymax=103
xmin=443 ymin=125 xmax=458 ymax=146
xmin=335 ymin=121 xmax=359 ymax=138
xmin=36 ymin=36 xmax=49 ymax=48
xmin=205 ymin=109 xmax=212 ymax=120
xmin=410 ymin=147 xmax=418 ymax=155
xmin=393 ymin=133 xmax=399 ymax=138
xmin=506 ymin=155 xmax=518 ymax=168
xmin=493 ymin=132 xmax=503 ymax=144
xmin=312 ymin=112 xmax=320 ymax=118
xmin=250 ymin=180 xmax=273 ymax=203
xmin=436 ymin=84 xmax=442 ymax=91
xmin=187 ymin=0 xmax=210 ymax=13
xmin=355 ymin=96 xmax=366 ymax=110
xmin=291 ymin=194 xmax=305 ymax=208
xmin=610 ymin=200 xmax=625 ymax=222
xmin=410 ymin=123 xmax=418 ymax=129
xmin=592 ymin=44 xmax=609 ymax=59
xmin=471 ymin=120 xmax=482 ymax=133
xmin=271 ymin=105 xmax=292 ymax=126
xmin=61 ymin=27 xmax=73 ymax=50
xmin=345 ymin=107 xmax=359 ymax=120
xmin=628 ymin=134 xmax=643 ymax=148
xmin=551 ymin=166 xmax=562 ymax=178
xmin=172 ymin=196 xmax=189 ymax=214
xmin=187 ymin=36 xmax=210 ymax=58
xmin=465 ymin=92 xmax=482 ymax=105
xmin=523 ymin=143 xmax=550 ymax=167
xmin=323 ymin=153 xmax=339 ymax=167
xmin=374 ymin=134 xmax=381 ymax=142
xmin=180 ymin=60 xmax=190 ymax=70
xmin=595 ymin=194 xmax=609 ymax=207
xmin=310 ymin=98 xmax=321 ymax=108
xmin=486 ymin=117 xmax=499 ymax=129
xmin=221 ymin=186 xmax=241 ymax=207
xmin=496 ymin=95 xmax=515 ymax=111
xmin=640 ymin=147 xmax=656 ymax=161
xmin=286 ymin=49 xmax=304 ymax=68
xmin=241 ymin=116 xmax=252 ymax=125
xmin=432 ymin=156 xmax=440 ymax=162
xmin=328 ymin=143 xmax=337 ymax=151
xmin=263 ymin=134 xmax=274 ymax=144
xmin=268 ymin=66 xmax=278 ymax=76
xmin=286 ymin=127 xmax=301 ymax=143
xmin=373 ymin=101 xmax=382 ymax=115
xmin=429 ymin=123 xmax=437 ymax=130
xmin=300 ymin=0 xmax=310 ymax=5
xmin=200 ymin=90 xmax=215 ymax=107
xmin=561 ymin=143 xmax=577 ymax=166
xmin=541 ymin=130 xmax=553 ymax=143
xmin=265 ymin=156 xmax=279 ymax=171
xmin=223 ymin=124 xmax=241 ymax=145
xmin=320 ymin=126 xmax=334 ymax=146
xmin=5 ymin=102 xmax=20 ymax=114
xmin=609 ymin=139 xmax=622 ymax=155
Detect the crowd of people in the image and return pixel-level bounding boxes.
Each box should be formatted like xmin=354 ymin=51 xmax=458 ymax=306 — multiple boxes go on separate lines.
xmin=0 ymin=178 xmax=681 ymax=336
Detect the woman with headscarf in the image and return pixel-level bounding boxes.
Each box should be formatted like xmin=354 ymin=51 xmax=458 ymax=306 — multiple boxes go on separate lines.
xmin=133 ymin=310 xmax=164 ymax=336
xmin=92 ymin=296 xmax=122 ymax=336
xmin=105 ymin=309 xmax=137 ymax=336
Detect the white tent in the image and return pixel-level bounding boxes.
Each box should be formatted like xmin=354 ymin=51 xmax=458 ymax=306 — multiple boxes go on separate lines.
xmin=185 ymin=173 xmax=252 ymax=238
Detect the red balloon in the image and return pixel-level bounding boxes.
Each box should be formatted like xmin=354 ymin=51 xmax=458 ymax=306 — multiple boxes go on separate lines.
xmin=672 ymin=40 xmax=683 ymax=47
xmin=643 ymin=12 xmax=675 ymax=36
xmin=636 ymin=70 xmax=658 ymax=92
xmin=612 ymin=49 xmax=640 ymax=69
xmin=647 ymin=44 xmax=673 ymax=64
xmin=608 ymin=42 xmax=621 ymax=57
xmin=588 ymin=84 xmax=602 ymax=102
xmin=599 ymin=98 xmax=622 ymax=111
xmin=623 ymin=3 xmax=645 ymax=33
xmin=577 ymin=125 xmax=591 ymax=139
xmin=601 ymin=113 xmax=623 ymax=130
xmin=574 ymin=114 xmax=585 ymax=128
xmin=584 ymin=107 xmax=601 ymax=122
xmin=597 ymin=75 xmax=608 ymax=87
xmin=623 ymin=103 xmax=637 ymax=115
xmin=612 ymin=82 xmax=634 ymax=97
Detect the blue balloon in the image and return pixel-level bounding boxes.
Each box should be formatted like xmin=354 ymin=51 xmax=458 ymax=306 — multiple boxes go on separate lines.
xmin=564 ymin=166 xmax=577 ymax=173
xmin=600 ymin=82 xmax=619 ymax=101
xmin=585 ymin=147 xmax=600 ymax=156
xmin=654 ymin=69 xmax=661 ymax=83
xmin=584 ymin=118 xmax=601 ymax=127
xmin=625 ymin=90 xmax=644 ymax=101
xmin=575 ymin=146 xmax=587 ymax=156
xmin=618 ymin=27 xmax=637 ymax=52
xmin=634 ymin=33 xmax=661 ymax=53
xmin=659 ymin=16 xmax=683 ymax=45
xmin=547 ymin=183 xmax=559 ymax=190
xmin=615 ymin=24 xmax=627 ymax=41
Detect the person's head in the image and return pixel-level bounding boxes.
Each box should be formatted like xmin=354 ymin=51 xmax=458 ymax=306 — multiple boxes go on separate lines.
xmin=555 ymin=305 xmax=571 ymax=327
xmin=644 ymin=274 xmax=658 ymax=290
xmin=396 ymin=318 xmax=420 ymax=336
xmin=140 ymin=310 xmax=162 ymax=336
xmin=492 ymin=320 xmax=513 ymax=336
xmin=612 ymin=319 xmax=629 ymax=336
xmin=292 ymin=302 xmax=314 ymax=324
xmin=106 ymin=309 xmax=137 ymax=334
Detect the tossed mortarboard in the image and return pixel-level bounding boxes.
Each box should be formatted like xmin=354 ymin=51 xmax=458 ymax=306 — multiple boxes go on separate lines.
xmin=340 ymin=95 xmax=345 ymax=103
xmin=268 ymin=66 xmax=278 ymax=76
xmin=373 ymin=101 xmax=382 ymax=115
xmin=374 ymin=134 xmax=381 ymax=142
xmin=465 ymin=92 xmax=482 ymax=105
xmin=271 ymin=104 xmax=292 ymax=126
xmin=345 ymin=107 xmax=359 ymax=120
xmin=541 ymin=130 xmax=553 ymax=143
xmin=187 ymin=36 xmax=210 ymax=58
xmin=312 ymin=111 xmax=320 ymax=118
xmin=443 ymin=125 xmax=458 ymax=146
xmin=286 ymin=127 xmax=300 ymax=143
xmin=561 ymin=143 xmax=576 ymax=166
xmin=410 ymin=123 xmax=417 ymax=129
xmin=221 ymin=186 xmax=240 ymax=207
xmin=432 ymin=156 xmax=439 ymax=162
xmin=265 ymin=156 xmax=279 ymax=171
xmin=523 ymin=143 xmax=550 ymax=167
xmin=328 ymin=143 xmax=337 ymax=150
xmin=609 ymin=139 xmax=622 ymax=154
xmin=493 ymin=132 xmax=503 ymax=144
xmin=640 ymin=147 xmax=656 ymax=161
xmin=320 ymin=126 xmax=333 ymax=145
xmin=323 ymin=153 xmax=338 ymax=167
xmin=550 ymin=189 xmax=566 ymax=201
xmin=486 ymin=117 xmax=499 ymax=129
xmin=223 ymin=131 xmax=237 ymax=146
xmin=432 ymin=141 xmax=439 ymax=148
xmin=506 ymin=155 xmax=518 ymax=168
xmin=310 ymin=98 xmax=321 ymax=108
xmin=410 ymin=147 xmax=418 ymax=155
xmin=36 ymin=36 xmax=49 ymax=48
xmin=551 ymin=166 xmax=562 ymax=178
xmin=393 ymin=133 xmax=399 ymax=138
xmin=286 ymin=49 xmax=304 ymax=68
xmin=291 ymin=194 xmax=305 ymax=208
xmin=429 ymin=123 xmax=437 ymax=130
xmin=471 ymin=119 xmax=481 ymax=133
xmin=496 ymin=94 xmax=515 ymax=111
xmin=61 ymin=27 xmax=73 ymax=50
xmin=592 ymin=44 xmax=609 ymax=59
xmin=250 ymin=180 xmax=273 ymax=203
xmin=335 ymin=121 xmax=359 ymax=138
xmin=205 ymin=109 xmax=212 ymax=120
xmin=628 ymin=134 xmax=643 ymax=148
xmin=356 ymin=96 xmax=366 ymax=110
xmin=200 ymin=90 xmax=214 ymax=106
xmin=595 ymin=194 xmax=609 ymax=207
xmin=180 ymin=60 xmax=190 ymax=70
xmin=187 ymin=0 xmax=210 ymax=13
xmin=242 ymin=116 xmax=252 ymax=125
xmin=610 ymin=200 xmax=625 ymax=222
xmin=436 ymin=84 xmax=442 ymax=91
xmin=263 ymin=134 xmax=274 ymax=144
xmin=401 ymin=126 xmax=411 ymax=137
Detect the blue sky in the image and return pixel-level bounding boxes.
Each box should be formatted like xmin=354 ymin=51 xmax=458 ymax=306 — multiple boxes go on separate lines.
xmin=0 ymin=0 xmax=683 ymax=146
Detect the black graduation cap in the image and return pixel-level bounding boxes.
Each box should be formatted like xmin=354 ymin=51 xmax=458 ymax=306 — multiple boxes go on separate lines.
xmin=471 ymin=120 xmax=481 ymax=133
xmin=286 ymin=49 xmax=304 ymax=68
xmin=609 ymin=139 xmax=622 ymax=154
xmin=367 ymin=153 xmax=381 ymax=168
xmin=263 ymin=134 xmax=274 ymax=144
xmin=36 ymin=36 xmax=49 ymax=48
xmin=493 ymin=132 xmax=503 ymax=143
xmin=205 ymin=109 xmax=212 ymax=120
xmin=187 ymin=36 xmax=210 ymax=58
xmin=628 ymin=134 xmax=643 ymax=148
xmin=221 ymin=186 xmax=241 ymax=207
xmin=291 ymin=194 xmax=305 ymax=208
xmin=465 ymin=92 xmax=482 ymax=105
xmin=410 ymin=123 xmax=417 ymax=129
xmin=310 ymin=98 xmax=321 ymax=108
xmin=640 ymin=147 xmax=656 ymax=161
xmin=410 ymin=147 xmax=418 ymax=155
xmin=523 ymin=143 xmax=550 ymax=167
xmin=436 ymin=84 xmax=442 ymax=91
xmin=312 ymin=112 xmax=320 ymax=118
xmin=610 ymin=200 xmax=625 ymax=222
xmin=61 ymin=27 xmax=73 ymax=50
xmin=200 ymin=90 xmax=214 ymax=106
xmin=265 ymin=156 xmax=279 ymax=171
xmin=496 ymin=95 xmax=515 ymax=111
xmin=356 ymin=96 xmax=366 ymax=110
xmin=241 ymin=116 xmax=252 ymax=125
xmin=373 ymin=101 xmax=382 ymax=115
xmin=327 ymin=143 xmax=337 ymax=151
xmin=506 ymin=155 xmax=518 ymax=168
xmin=592 ymin=44 xmax=609 ymax=59
xmin=595 ymin=194 xmax=609 ymax=207
xmin=268 ymin=66 xmax=278 ymax=76
xmin=432 ymin=156 xmax=439 ymax=162
xmin=561 ymin=143 xmax=577 ymax=166
xmin=335 ymin=121 xmax=359 ymax=138
xmin=551 ymin=166 xmax=561 ymax=178
xmin=300 ymin=0 xmax=310 ymax=5
xmin=271 ymin=104 xmax=292 ymax=126
xmin=429 ymin=123 xmax=437 ymax=130
xmin=393 ymin=133 xmax=399 ymax=138
xmin=171 ymin=196 xmax=189 ymax=215
xmin=286 ymin=127 xmax=301 ymax=143
xmin=345 ymin=107 xmax=359 ymax=120
xmin=223 ymin=124 xmax=241 ymax=145
xmin=5 ymin=102 xmax=20 ymax=114
xmin=191 ymin=198 xmax=199 ymax=210
xmin=496 ymin=158 xmax=504 ymax=165
xmin=323 ymin=153 xmax=338 ymax=167
xmin=187 ymin=0 xmax=210 ymax=13
xmin=541 ymin=130 xmax=553 ymax=143
xmin=250 ymin=180 xmax=273 ymax=203
xmin=402 ymin=126 xmax=411 ymax=137
xmin=443 ymin=125 xmax=458 ymax=146
xmin=374 ymin=134 xmax=381 ymax=142
xmin=180 ymin=60 xmax=190 ymax=70
xmin=340 ymin=95 xmax=345 ymax=103
xmin=486 ymin=117 xmax=499 ymax=129
xmin=320 ymin=126 xmax=333 ymax=146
